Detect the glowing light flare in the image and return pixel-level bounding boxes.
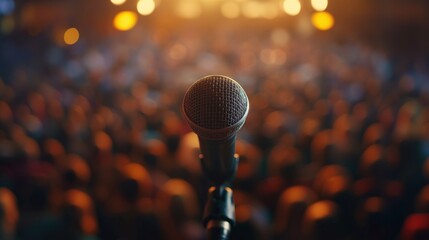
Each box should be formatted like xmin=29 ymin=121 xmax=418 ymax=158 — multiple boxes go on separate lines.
xmin=111 ymin=0 xmax=126 ymax=6
xmin=221 ymin=1 xmax=240 ymax=19
xmin=176 ymin=0 xmax=202 ymax=19
xmin=113 ymin=11 xmax=138 ymax=31
xmin=311 ymin=11 xmax=334 ymax=31
xmin=283 ymin=0 xmax=301 ymax=16
xmin=64 ymin=27 xmax=79 ymax=45
xmin=137 ymin=0 xmax=156 ymax=16
xmin=311 ymin=0 xmax=328 ymax=11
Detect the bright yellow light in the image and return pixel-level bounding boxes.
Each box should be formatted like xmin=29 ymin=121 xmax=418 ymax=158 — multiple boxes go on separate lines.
xmin=283 ymin=0 xmax=301 ymax=16
xmin=64 ymin=27 xmax=79 ymax=45
xmin=311 ymin=0 xmax=328 ymax=11
xmin=311 ymin=11 xmax=334 ymax=31
xmin=113 ymin=11 xmax=138 ymax=31
xmin=242 ymin=1 xmax=262 ymax=18
xmin=221 ymin=1 xmax=240 ymax=19
xmin=137 ymin=0 xmax=156 ymax=16
xmin=111 ymin=0 xmax=126 ymax=6
xmin=176 ymin=0 xmax=202 ymax=19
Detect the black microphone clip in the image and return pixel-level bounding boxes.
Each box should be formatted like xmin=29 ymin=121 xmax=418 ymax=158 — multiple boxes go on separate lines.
xmin=203 ymin=184 xmax=236 ymax=240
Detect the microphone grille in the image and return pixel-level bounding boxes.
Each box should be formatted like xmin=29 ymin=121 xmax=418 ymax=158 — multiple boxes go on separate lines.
xmin=183 ymin=75 xmax=248 ymax=139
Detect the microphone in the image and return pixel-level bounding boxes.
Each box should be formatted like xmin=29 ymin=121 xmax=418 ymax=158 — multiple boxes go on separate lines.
xmin=182 ymin=75 xmax=249 ymax=240
xmin=182 ymin=75 xmax=249 ymax=185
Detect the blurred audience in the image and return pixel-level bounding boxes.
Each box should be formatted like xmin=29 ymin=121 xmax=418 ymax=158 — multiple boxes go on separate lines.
xmin=0 ymin=23 xmax=429 ymax=240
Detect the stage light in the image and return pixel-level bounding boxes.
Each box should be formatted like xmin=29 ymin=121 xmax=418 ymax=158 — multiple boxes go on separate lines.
xmin=64 ymin=28 xmax=79 ymax=45
xmin=176 ymin=0 xmax=202 ymax=19
xmin=111 ymin=0 xmax=126 ymax=6
xmin=113 ymin=11 xmax=138 ymax=31
xmin=311 ymin=11 xmax=334 ymax=31
xmin=137 ymin=0 xmax=155 ymax=16
xmin=311 ymin=0 xmax=328 ymax=11
xmin=283 ymin=0 xmax=301 ymax=16
xmin=221 ymin=1 xmax=240 ymax=19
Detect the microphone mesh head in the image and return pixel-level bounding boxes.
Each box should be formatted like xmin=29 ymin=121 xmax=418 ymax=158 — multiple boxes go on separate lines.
xmin=183 ymin=75 xmax=249 ymax=139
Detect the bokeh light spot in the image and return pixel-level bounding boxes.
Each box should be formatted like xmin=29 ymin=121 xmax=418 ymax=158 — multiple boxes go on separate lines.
xmin=113 ymin=11 xmax=138 ymax=31
xmin=64 ymin=27 xmax=79 ymax=45
xmin=221 ymin=1 xmax=240 ymax=19
xmin=311 ymin=11 xmax=334 ymax=31
xmin=242 ymin=1 xmax=262 ymax=19
xmin=111 ymin=0 xmax=126 ymax=6
xmin=137 ymin=0 xmax=156 ymax=16
xmin=283 ymin=0 xmax=301 ymax=16
xmin=261 ymin=2 xmax=279 ymax=19
xmin=311 ymin=0 xmax=328 ymax=11
xmin=176 ymin=0 xmax=202 ymax=19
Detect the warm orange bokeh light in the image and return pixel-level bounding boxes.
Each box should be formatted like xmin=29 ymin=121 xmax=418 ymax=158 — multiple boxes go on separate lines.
xmin=113 ymin=11 xmax=138 ymax=31
xmin=220 ymin=1 xmax=240 ymax=19
xmin=241 ymin=1 xmax=262 ymax=18
xmin=137 ymin=0 xmax=156 ymax=16
xmin=283 ymin=0 xmax=301 ymax=16
xmin=64 ymin=27 xmax=79 ymax=45
xmin=311 ymin=0 xmax=328 ymax=12
xmin=111 ymin=0 xmax=126 ymax=6
xmin=311 ymin=11 xmax=334 ymax=31
xmin=176 ymin=0 xmax=202 ymax=19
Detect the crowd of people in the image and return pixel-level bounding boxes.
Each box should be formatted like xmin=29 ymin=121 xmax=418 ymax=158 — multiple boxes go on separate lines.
xmin=1 ymin=23 xmax=429 ymax=240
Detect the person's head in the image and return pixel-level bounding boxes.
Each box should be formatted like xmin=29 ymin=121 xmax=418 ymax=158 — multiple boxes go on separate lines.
xmin=156 ymin=179 xmax=199 ymax=224
xmin=302 ymin=200 xmax=340 ymax=240
xmin=275 ymin=186 xmax=317 ymax=238
xmin=360 ymin=144 xmax=388 ymax=179
xmin=63 ymin=154 xmax=91 ymax=189
xmin=119 ymin=162 xmax=152 ymax=203
xmin=314 ymin=164 xmax=349 ymax=199
xmin=63 ymin=189 xmax=97 ymax=236
xmin=0 ymin=188 xmax=19 ymax=237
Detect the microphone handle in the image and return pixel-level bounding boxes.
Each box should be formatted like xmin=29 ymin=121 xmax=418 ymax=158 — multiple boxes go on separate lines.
xmin=198 ymin=135 xmax=238 ymax=185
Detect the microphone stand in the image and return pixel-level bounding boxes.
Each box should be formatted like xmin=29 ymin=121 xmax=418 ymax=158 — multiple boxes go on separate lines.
xmin=200 ymin=155 xmax=239 ymax=240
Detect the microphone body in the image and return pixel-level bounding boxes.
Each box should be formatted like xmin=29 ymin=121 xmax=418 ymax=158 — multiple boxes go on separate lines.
xmin=182 ymin=75 xmax=249 ymax=184
xmin=183 ymin=75 xmax=249 ymax=240
xmin=198 ymin=136 xmax=237 ymax=185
